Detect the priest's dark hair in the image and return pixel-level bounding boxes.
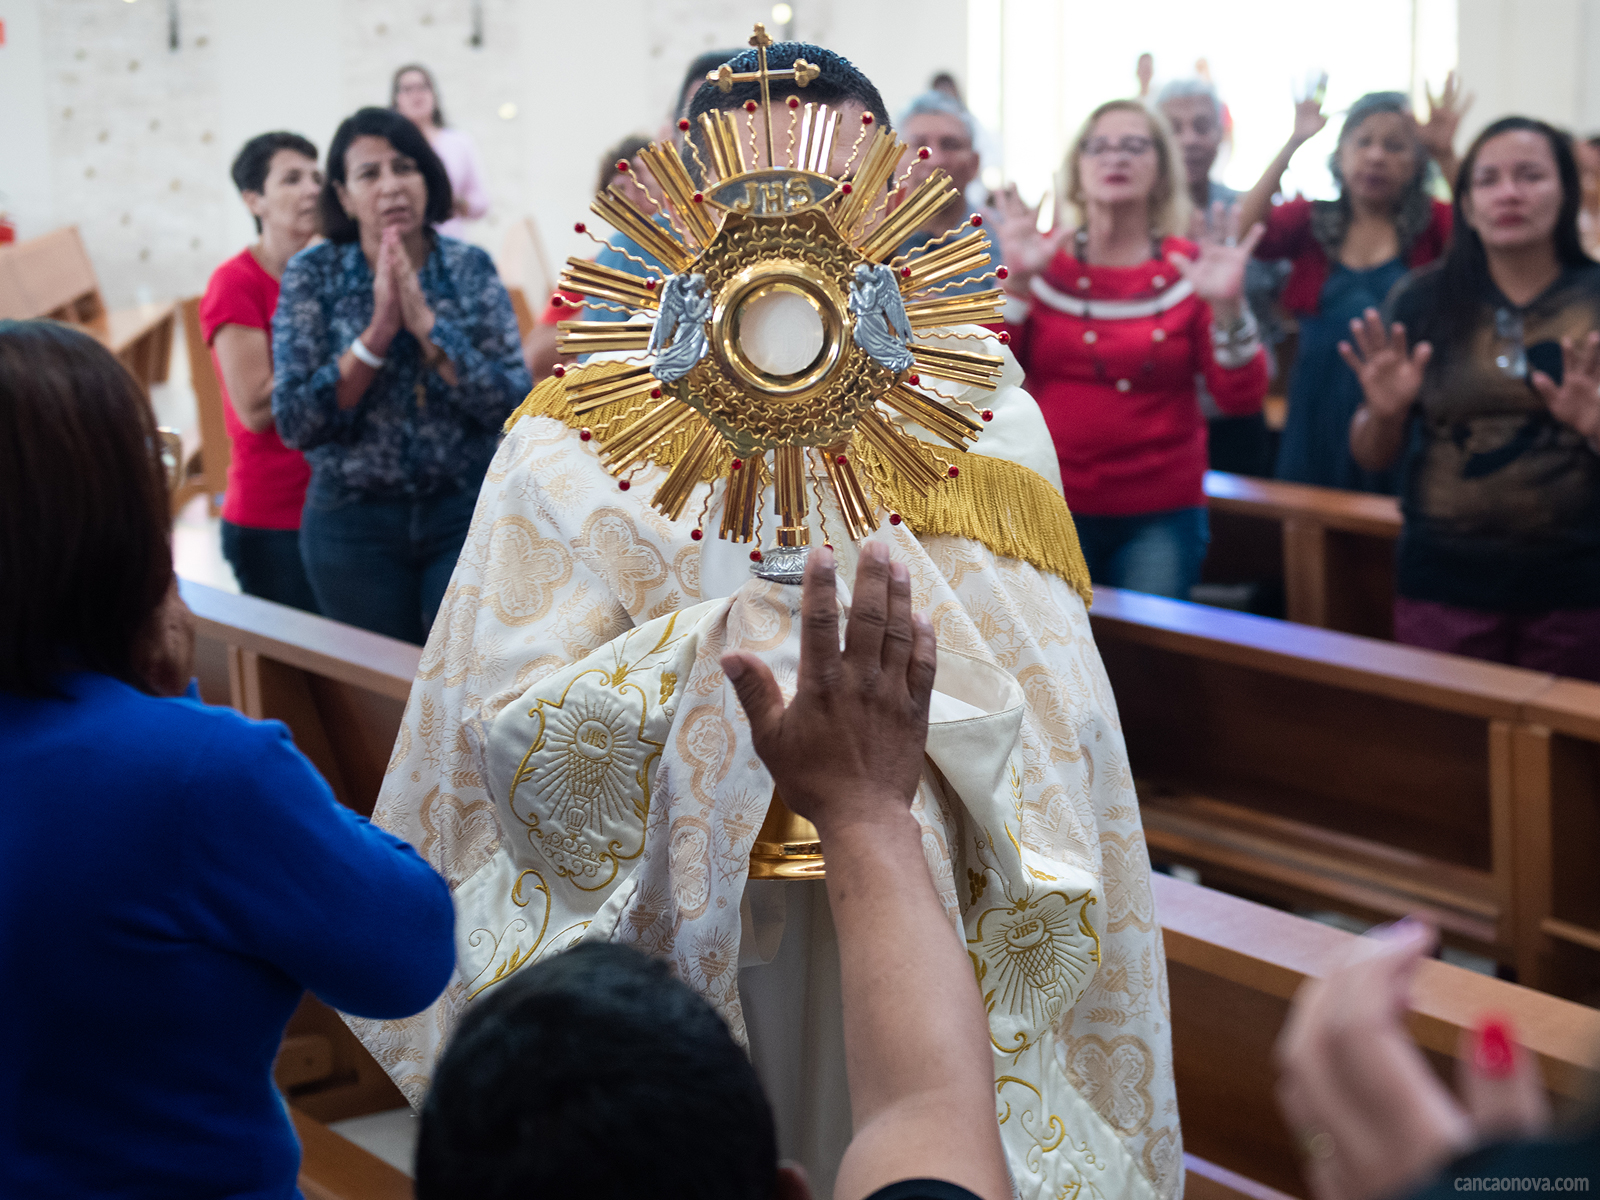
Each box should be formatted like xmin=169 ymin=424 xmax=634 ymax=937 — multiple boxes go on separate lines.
xmin=318 ymin=107 xmax=454 ymax=244
xmin=677 ymin=48 xmax=743 ymax=120
xmin=0 ymin=321 xmax=174 ymax=697
xmin=415 ymin=942 xmax=778 ymax=1200
xmin=230 ymin=131 xmax=320 ymax=234
xmin=686 ymin=41 xmax=891 ymax=172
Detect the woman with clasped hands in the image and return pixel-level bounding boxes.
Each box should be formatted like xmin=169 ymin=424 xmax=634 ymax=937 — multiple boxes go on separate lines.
xmin=1342 ymin=118 xmax=1600 ymax=681
xmin=272 ymin=107 xmax=530 ymax=644
xmin=995 ymin=99 xmax=1268 ymax=600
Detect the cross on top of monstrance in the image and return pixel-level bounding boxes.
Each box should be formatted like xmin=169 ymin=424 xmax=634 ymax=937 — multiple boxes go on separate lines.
xmin=706 ymin=25 xmax=823 ymax=168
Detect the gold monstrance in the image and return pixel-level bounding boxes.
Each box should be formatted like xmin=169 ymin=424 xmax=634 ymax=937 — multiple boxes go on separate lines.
xmin=553 ymin=25 xmax=1009 ymax=580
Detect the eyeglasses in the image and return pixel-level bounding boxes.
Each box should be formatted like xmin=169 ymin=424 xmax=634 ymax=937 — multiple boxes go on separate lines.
xmin=1081 ymin=136 xmax=1155 ymax=158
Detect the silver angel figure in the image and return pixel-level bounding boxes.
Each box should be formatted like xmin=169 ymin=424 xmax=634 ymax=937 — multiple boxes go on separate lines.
xmin=648 ymin=273 xmax=713 ymax=383
xmin=848 ymin=262 xmax=915 ymax=373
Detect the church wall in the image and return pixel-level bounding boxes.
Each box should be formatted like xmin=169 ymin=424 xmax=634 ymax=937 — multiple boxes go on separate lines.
xmin=0 ymin=0 xmax=966 ymax=310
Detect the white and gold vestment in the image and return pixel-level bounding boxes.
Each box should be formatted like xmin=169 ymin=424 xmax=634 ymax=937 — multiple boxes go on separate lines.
xmin=352 ymin=42 xmax=1180 ymax=1195
xmin=349 ymin=343 xmax=1181 ymax=1200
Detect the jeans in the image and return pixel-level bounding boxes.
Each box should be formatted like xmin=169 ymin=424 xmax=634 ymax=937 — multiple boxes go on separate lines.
xmin=219 ymin=521 xmax=320 ymax=614
xmin=1074 ymin=507 xmax=1209 ymax=600
xmin=298 ymin=479 xmax=479 ymax=645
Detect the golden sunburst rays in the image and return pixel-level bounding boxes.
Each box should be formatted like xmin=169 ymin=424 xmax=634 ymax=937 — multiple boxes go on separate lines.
xmin=551 ymin=35 xmax=1011 ymax=556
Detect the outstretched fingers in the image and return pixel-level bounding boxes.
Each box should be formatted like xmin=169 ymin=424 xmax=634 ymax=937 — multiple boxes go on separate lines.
xmin=845 ymin=540 xmax=891 ymax=675
xmin=797 ymin=544 xmax=843 ymax=696
xmin=1346 ymin=308 xmax=1391 ymax=359
xmin=722 ymin=652 xmax=786 ymax=755
xmin=879 ymin=558 xmax=915 ymax=682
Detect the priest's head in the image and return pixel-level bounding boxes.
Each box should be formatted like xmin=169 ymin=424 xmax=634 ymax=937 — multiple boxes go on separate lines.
xmin=685 ymin=41 xmax=891 ymax=174
xmin=415 ymin=942 xmax=808 ymax=1199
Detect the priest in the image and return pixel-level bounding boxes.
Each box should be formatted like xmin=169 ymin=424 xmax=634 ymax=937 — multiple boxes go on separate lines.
xmin=350 ymin=38 xmax=1183 ymax=1200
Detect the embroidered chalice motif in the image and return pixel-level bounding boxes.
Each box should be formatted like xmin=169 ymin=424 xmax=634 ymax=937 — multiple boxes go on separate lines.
xmin=975 ymin=890 xmax=1099 ymax=1028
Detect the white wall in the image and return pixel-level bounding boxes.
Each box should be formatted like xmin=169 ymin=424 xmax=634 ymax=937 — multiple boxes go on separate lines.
xmin=1458 ymin=0 xmax=1600 ymax=140
xmin=0 ymin=0 xmax=965 ymax=308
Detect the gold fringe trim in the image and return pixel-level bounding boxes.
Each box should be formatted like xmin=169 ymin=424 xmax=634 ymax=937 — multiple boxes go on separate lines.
xmin=506 ymin=364 xmax=1093 ymax=605
xmin=851 ymin=423 xmax=1093 ymax=607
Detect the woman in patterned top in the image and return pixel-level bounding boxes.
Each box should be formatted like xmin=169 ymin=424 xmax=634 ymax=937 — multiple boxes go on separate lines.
xmin=273 ymin=107 xmax=531 ymax=644
xmin=1342 ymin=118 xmax=1600 ymax=681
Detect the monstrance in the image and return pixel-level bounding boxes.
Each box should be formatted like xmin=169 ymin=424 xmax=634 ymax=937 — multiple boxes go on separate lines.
xmin=552 ymin=24 xmax=1010 ymax=583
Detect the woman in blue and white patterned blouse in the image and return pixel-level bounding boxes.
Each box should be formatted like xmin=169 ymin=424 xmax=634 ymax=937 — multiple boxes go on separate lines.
xmin=272 ymin=107 xmax=531 ymax=644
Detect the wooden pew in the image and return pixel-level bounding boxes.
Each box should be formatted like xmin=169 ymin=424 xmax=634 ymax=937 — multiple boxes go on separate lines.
xmin=292 ymin=1108 xmax=412 ymax=1200
xmin=1203 ymin=471 xmax=1401 ymax=639
xmin=1510 ymin=680 xmax=1600 ymax=1000
xmin=0 ymin=226 xmax=175 ymax=391
xmin=1092 ymin=585 xmax=1544 ymax=965
xmin=180 ymin=581 xmax=1600 ymax=1197
xmin=172 ymin=296 xmax=233 ymax=516
xmin=1160 ymin=872 xmax=1600 ymax=1197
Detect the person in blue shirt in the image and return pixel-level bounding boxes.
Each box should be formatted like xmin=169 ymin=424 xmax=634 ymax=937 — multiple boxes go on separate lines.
xmin=273 ymin=107 xmax=531 ymax=644
xmin=0 ymin=319 xmax=456 ymax=1198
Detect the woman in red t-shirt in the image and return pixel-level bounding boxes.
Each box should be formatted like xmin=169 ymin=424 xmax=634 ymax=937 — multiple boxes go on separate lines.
xmin=199 ymin=132 xmax=324 ymax=612
xmin=996 ymin=99 xmax=1268 ymax=599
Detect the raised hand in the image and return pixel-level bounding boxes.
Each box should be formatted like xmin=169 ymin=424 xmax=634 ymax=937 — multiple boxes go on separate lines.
xmin=1291 ymin=73 xmax=1330 ymax=148
xmin=1532 ymin=331 xmax=1600 ymax=451
xmin=1275 ymin=919 xmax=1548 ymax=1200
xmin=1420 ymin=71 xmax=1474 ymax=165
xmin=721 ymin=541 xmax=938 ymax=834
xmin=993 ymin=184 xmax=1069 ymax=296
xmin=1169 ymin=201 xmax=1265 ymax=316
xmin=1338 ymin=308 xmax=1431 ymax=420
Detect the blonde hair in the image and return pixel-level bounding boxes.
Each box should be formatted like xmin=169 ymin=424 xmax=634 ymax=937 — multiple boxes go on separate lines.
xmin=1063 ymin=99 xmax=1190 ymax=239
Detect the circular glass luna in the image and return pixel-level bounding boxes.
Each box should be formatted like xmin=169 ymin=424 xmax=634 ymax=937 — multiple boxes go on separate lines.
xmin=711 ymin=262 xmax=847 ymax=400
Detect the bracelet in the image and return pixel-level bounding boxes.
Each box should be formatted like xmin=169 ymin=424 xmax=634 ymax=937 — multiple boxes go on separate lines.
xmin=349 ymin=337 xmax=386 ymax=369
xmin=1211 ymin=307 xmax=1260 ymax=369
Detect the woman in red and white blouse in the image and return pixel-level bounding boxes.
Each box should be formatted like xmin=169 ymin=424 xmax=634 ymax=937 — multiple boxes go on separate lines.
xmin=997 ymin=99 xmax=1268 ymax=599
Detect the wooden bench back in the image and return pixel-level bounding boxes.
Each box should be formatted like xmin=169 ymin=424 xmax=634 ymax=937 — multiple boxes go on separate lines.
xmin=0 ymin=225 xmax=105 ymax=324
xmin=1160 ymin=873 xmax=1600 ymax=1196
xmin=1091 ymin=585 xmax=1600 ymax=998
xmin=175 ymin=296 xmax=232 ymax=514
xmin=1204 ymin=471 xmax=1401 ymax=639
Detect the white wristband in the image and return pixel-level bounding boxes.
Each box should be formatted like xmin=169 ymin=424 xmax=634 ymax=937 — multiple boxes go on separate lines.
xmin=350 ymin=337 xmax=386 ymax=369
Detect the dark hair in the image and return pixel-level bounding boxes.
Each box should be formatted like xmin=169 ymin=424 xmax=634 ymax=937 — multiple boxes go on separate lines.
xmin=0 ymin=321 xmax=173 ymax=696
xmin=597 ymin=134 xmax=652 ymax=194
xmin=1421 ymin=116 xmax=1588 ymax=355
xmin=678 ymin=49 xmax=742 ymax=120
xmin=415 ymin=943 xmax=777 ymax=1200
xmin=318 ymin=108 xmax=454 ymax=244
xmin=686 ymin=41 xmax=891 ymax=173
xmin=230 ymin=131 xmax=319 ymax=234
xmin=392 ymin=63 xmax=446 ymax=127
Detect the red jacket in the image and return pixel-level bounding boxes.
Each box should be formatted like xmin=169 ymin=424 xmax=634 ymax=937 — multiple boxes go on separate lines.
xmin=1007 ymin=236 xmax=1268 ymax=517
xmin=1256 ymin=196 xmax=1453 ymax=316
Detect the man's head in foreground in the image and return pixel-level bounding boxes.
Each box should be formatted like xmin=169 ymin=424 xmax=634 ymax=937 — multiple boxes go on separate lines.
xmin=414 ymin=941 xmax=803 ymax=1200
